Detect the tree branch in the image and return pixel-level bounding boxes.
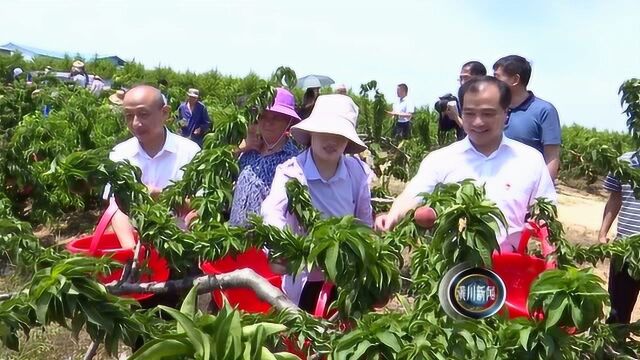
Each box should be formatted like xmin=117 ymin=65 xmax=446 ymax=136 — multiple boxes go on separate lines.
xmin=106 ymin=268 xmax=298 ymax=313
xmin=83 ymin=341 xmax=99 ymax=360
xmin=0 ymin=292 xmax=16 ymax=301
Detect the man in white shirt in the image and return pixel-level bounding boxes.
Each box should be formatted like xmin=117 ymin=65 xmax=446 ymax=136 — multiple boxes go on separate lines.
xmin=105 ymin=85 xmax=201 ymax=248
xmin=375 ymin=76 xmax=556 ymax=252
xmin=387 ymin=83 xmax=415 ymax=139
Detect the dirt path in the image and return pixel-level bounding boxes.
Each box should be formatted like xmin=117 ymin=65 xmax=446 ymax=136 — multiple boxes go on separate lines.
xmin=557 ymin=184 xmax=610 ymax=245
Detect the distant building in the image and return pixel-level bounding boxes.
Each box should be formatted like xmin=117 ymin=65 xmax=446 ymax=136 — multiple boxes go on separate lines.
xmin=0 ymin=42 xmax=126 ymax=66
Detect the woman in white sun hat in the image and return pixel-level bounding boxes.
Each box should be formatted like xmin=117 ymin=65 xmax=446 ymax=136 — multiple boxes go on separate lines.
xmin=261 ymin=94 xmax=373 ymax=310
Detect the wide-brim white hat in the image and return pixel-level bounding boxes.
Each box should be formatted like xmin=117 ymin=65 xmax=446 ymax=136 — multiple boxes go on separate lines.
xmin=290 ymin=94 xmax=367 ymax=154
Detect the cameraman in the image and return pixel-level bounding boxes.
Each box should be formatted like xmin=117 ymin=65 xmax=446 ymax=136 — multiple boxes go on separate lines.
xmin=438 ymin=61 xmax=487 ymax=140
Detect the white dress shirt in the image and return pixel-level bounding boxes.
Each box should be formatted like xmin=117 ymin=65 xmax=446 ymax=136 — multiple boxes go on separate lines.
xmin=103 ymin=129 xmax=200 ymax=198
xmin=393 ymin=97 xmax=415 ymax=123
xmin=404 ymin=136 xmax=557 ymax=251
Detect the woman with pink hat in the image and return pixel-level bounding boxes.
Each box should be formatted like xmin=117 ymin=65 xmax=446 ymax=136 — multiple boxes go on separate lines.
xmin=261 ymin=94 xmax=373 ymax=310
xmin=229 ymin=87 xmax=302 ymax=227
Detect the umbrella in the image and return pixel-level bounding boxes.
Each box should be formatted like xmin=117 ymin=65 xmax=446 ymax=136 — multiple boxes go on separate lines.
xmin=297 ymin=74 xmax=335 ymax=89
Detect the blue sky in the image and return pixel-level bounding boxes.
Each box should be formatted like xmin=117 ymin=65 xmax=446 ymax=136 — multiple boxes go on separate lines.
xmin=2 ymin=0 xmax=639 ymax=131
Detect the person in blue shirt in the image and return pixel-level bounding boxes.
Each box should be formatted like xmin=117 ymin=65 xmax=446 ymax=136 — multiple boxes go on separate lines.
xmin=493 ymin=55 xmax=561 ymax=180
xmin=177 ymin=88 xmax=212 ymax=146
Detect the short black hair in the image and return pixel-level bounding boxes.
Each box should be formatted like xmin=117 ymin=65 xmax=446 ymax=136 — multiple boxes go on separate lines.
xmin=462 ymin=61 xmax=487 ymax=76
xmin=493 ymin=55 xmax=532 ymax=86
xmin=460 ymin=76 xmax=511 ymax=110
xmin=398 ymin=83 xmax=408 ymax=93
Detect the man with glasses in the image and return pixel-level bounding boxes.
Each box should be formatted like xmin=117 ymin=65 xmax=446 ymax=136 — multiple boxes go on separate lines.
xmin=444 ymin=61 xmax=487 ymax=140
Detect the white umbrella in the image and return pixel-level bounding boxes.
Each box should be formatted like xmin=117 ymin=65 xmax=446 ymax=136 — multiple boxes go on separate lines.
xmin=297 ymin=74 xmax=335 ymax=89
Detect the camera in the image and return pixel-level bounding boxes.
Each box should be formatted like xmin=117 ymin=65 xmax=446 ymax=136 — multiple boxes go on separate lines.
xmin=434 ymin=93 xmax=458 ymax=113
xmin=434 ymin=94 xmax=460 ymax=132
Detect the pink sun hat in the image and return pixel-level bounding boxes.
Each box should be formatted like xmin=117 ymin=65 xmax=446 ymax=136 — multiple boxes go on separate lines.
xmin=266 ymin=88 xmax=301 ymax=123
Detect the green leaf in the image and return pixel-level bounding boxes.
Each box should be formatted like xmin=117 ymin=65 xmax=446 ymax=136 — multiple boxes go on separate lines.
xmin=570 ymin=298 xmax=584 ymax=329
xmin=351 ymin=339 xmax=373 ymax=359
xmin=158 ymin=306 xmax=204 ymax=356
xmin=129 ymin=338 xmax=192 ymax=359
xmin=35 ymin=292 xmax=52 ymax=324
xmin=325 ymin=244 xmax=340 ymax=281
xmin=79 ymin=301 xmax=113 ymax=331
xmin=179 ymin=284 xmax=199 ymax=319
xmin=457 ymin=330 xmax=475 ymax=347
xmin=518 ymin=326 xmax=531 ymax=350
xmin=242 ymin=323 xmax=287 ymax=339
xmin=273 ymin=353 xmax=301 ymax=360
xmin=259 ymin=347 xmax=278 ymax=360
xmin=376 ymin=332 xmax=401 ymax=352
xmin=545 ymin=297 xmax=568 ymax=329
xmin=70 ymin=312 xmax=85 ymax=338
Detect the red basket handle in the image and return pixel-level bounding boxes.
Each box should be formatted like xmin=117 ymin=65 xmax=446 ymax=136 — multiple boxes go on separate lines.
xmin=313 ymin=281 xmax=335 ymax=318
xmin=516 ymin=221 xmax=555 ymax=268
xmin=89 ymin=201 xmax=120 ymax=256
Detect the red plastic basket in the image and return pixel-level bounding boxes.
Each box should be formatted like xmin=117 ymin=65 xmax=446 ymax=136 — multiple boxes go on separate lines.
xmin=200 ymin=248 xmax=283 ymax=313
xmin=284 ymin=281 xmax=337 ymax=358
xmin=66 ymin=202 xmax=170 ymax=301
xmin=491 ymin=221 xmax=556 ymax=318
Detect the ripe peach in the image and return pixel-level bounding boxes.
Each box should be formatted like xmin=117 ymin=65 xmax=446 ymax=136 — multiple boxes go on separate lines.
xmin=414 ymin=206 xmax=437 ymax=229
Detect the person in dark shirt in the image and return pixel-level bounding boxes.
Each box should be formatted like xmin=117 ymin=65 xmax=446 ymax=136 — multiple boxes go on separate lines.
xmin=177 ymin=88 xmax=212 ymax=146
xmin=445 ymin=61 xmax=487 ymax=140
xmin=297 ymin=87 xmax=320 ymax=120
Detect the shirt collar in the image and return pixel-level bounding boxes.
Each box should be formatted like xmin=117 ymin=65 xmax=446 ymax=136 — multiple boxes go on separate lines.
xmin=130 ymin=127 xmax=177 ymax=159
xmin=510 ymin=91 xmax=536 ymax=112
xmin=459 ymin=135 xmax=511 ymax=159
xmin=303 ymin=149 xmax=348 ymax=183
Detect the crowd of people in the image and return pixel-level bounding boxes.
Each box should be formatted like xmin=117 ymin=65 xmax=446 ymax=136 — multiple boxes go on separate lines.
xmin=35 ymin=53 xmax=635 ymax=324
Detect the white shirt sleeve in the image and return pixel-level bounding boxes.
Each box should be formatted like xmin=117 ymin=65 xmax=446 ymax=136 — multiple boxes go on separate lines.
xmin=260 ymin=165 xmax=290 ymax=229
xmin=403 ymin=153 xmax=441 ymax=203
xmin=531 ymin=157 xmax=557 ymax=205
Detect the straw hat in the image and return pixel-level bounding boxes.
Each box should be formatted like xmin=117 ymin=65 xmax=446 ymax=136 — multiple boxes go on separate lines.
xmin=108 ymin=90 xmax=125 ymax=105
xmin=186 ymin=88 xmax=199 ymax=98
xmin=290 ymin=94 xmax=366 ymax=154
xmin=72 ymin=60 xmax=85 ymax=68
